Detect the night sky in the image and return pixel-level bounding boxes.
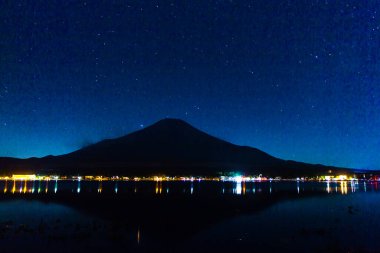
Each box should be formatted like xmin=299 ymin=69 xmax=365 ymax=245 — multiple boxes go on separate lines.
xmin=0 ymin=1 xmax=379 ymax=169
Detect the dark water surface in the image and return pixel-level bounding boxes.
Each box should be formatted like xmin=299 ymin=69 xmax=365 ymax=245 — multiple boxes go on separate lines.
xmin=0 ymin=180 xmax=379 ymax=253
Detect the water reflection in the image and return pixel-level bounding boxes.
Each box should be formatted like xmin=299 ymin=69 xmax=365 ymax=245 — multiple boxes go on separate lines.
xmin=98 ymin=180 xmax=102 ymax=193
xmin=31 ymin=180 xmax=35 ymax=193
xmin=233 ymin=182 xmax=242 ymax=195
xmin=19 ymin=180 xmax=23 ymax=193
xmin=12 ymin=180 xmax=16 ymax=194
xmin=77 ymin=179 xmax=81 ymax=193
xmin=340 ymin=181 xmax=348 ymax=195
xmin=45 ymin=179 xmax=49 ymax=193
xmin=326 ymin=182 xmax=330 ymax=193
xmin=23 ymin=180 xmax=27 ymax=193
xmin=3 ymin=180 xmax=7 ymax=193
xmin=350 ymin=181 xmax=357 ymax=193
xmin=155 ymin=181 xmax=162 ymax=194
xmin=0 ymin=183 xmax=379 ymax=253
xmin=54 ymin=180 xmax=58 ymax=193
xmin=38 ymin=180 xmax=41 ymax=193
xmin=137 ymin=226 xmax=141 ymax=245
xmin=114 ymin=181 xmax=118 ymax=194
xmin=0 ymin=180 xmax=379 ymax=196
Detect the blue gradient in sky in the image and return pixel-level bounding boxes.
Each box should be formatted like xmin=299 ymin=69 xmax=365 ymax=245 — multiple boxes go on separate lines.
xmin=0 ymin=0 xmax=379 ymax=169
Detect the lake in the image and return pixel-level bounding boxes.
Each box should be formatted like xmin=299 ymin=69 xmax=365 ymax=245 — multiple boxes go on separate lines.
xmin=0 ymin=180 xmax=379 ymax=252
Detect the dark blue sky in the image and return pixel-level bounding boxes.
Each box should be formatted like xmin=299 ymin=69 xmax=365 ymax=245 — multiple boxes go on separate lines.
xmin=0 ymin=0 xmax=379 ymax=169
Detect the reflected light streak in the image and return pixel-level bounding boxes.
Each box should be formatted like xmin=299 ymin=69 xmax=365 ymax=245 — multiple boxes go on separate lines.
xmin=38 ymin=180 xmax=41 ymax=194
xmin=234 ymin=182 xmax=242 ymax=195
xmin=4 ymin=180 xmax=7 ymax=193
xmin=114 ymin=182 xmax=118 ymax=194
xmin=351 ymin=181 xmax=355 ymax=193
xmin=19 ymin=180 xmax=23 ymax=193
xmin=340 ymin=181 xmax=348 ymax=195
xmin=77 ymin=179 xmax=81 ymax=193
xmin=54 ymin=180 xmax=58 ymax=193
xmin=12 ymin=180 xmax=16 ymax=194
xmin=31 ymin=180 xmax=35 ymax=193
xmin=23 ymin=180 xmax=27 ymax=193
xmin=98 ymin=181 xmax=102 ymax=193
xmin=45 ymin=179 xmax=49 ymax=193
xmin=137 ymin=227 xmax=141 ymax=245
xmin=155 ymin=181 xmax=162 ymax=194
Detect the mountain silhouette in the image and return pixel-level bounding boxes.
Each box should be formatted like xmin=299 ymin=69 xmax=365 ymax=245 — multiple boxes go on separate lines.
xmin=0 ymin=118 xmax=354 ymax=176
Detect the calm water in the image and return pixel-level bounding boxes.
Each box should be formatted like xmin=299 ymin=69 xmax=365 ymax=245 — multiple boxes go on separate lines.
xmin=0 ymin=180 xmax=379 ymax=253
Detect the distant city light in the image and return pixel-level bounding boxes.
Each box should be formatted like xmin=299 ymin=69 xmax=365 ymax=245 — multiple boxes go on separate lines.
xmin=234 ymin=176 xmax=243 ymax=183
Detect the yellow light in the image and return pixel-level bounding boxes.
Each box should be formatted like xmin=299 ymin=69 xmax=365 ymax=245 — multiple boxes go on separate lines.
xmin=98 ymin=181 xmax=103 ymax=193
xmin=337 ymin=175 xmax=347 ymax=181
xmin=12 ymin=175 xmax=36 ymax=180
xmin=12 ymin=180 xmax=16 ymax=194
xmin=23 ymin=180 xmax=27 ymax=193
xmin=340 ymin=181 xmax=348 ymax=194
xmin=137 ymin=227 xmax=141 ymax=245
xmin=3 ymin=180 xmax=7 ymax=193
xmin=45 ymin=179 xmax=49 ymax=193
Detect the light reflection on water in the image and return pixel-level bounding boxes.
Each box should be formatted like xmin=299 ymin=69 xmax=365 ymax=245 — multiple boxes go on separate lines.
xmin=98 ymin=180 xmax=102 ymax=193
xmin=45 ymin=179 xmax=49 ymax=193
xmin=0 ymin=180 xmax=379 ymax=196
xmin=77 ymin=180 xmax=81 ymax=193
xmin=54 ymin=180 xmax=58 ymax=193
xmin=233 ymin=182 xmax=242 ymax=195
xmin=137 ymin=226 xmax=141 ymax=245
xmin=3 ymin=180 xmax=7 ymax=193
xmin=155 ymin=181 xmax=162 ymax=194
xmin=0 ymin=182 xmax=379 ymax=253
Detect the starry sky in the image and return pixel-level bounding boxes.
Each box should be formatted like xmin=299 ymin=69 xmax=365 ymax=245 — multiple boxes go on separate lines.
xmin=0 ymin=0 xmax=379 ymax=169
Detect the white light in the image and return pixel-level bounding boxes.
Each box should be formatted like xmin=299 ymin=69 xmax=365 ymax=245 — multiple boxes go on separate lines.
xmin=235 ymin=182 xmax=242 ymax=195
xmin=234 ymin=176 xmax=243 ymax=183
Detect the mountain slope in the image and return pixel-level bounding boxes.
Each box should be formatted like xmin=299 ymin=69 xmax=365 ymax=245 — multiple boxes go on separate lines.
xmin=65 ymin=119 xmax=279 ymax=164
xmin=0 ymin=118 xmax=353 ymax=176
